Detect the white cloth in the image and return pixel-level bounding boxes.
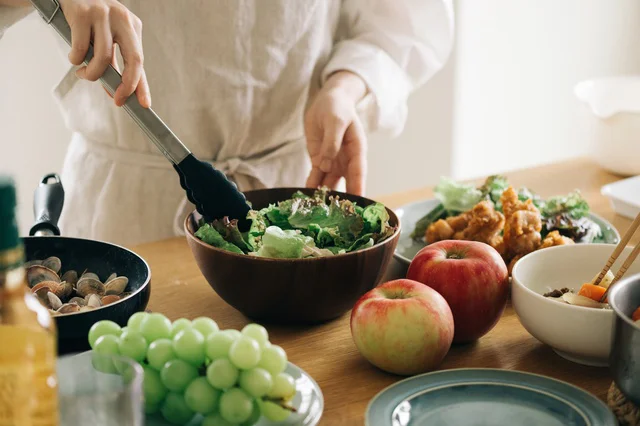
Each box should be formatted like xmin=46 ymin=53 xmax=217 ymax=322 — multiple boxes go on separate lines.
xmin=1 ymin=0 xmax=454 ymax=246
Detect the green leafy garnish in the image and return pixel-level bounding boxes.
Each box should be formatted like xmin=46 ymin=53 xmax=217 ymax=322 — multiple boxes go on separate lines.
xmin=194 ymin=188 xmax=395 ymax=258
xmin=541 ymin=191 xmax=589 ymax=219
xmin=194 ymin=224 xmax=244 ymax=254
xmin=434 ymin=177 xmax=483 ymax=213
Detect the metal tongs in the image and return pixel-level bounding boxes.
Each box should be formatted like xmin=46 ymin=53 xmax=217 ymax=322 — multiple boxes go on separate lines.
xmin=29 ymin=0 xmax=251 ymax=228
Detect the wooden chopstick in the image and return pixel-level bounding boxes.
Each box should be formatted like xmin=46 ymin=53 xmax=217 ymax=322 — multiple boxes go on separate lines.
xmin=593 ymin=212 xmax=640 ymax=286
xmin=597 ymin=212 xmax=640 ymax=302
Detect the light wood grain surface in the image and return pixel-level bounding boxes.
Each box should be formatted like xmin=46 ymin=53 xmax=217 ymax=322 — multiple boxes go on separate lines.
xmin=134 ymin=158 xmax=635 ymax=426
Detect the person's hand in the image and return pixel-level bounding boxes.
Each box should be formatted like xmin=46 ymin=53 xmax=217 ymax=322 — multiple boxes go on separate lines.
xmin=305 ymin=71 xmax=368 ymax=195
xmin=59 ymin=0 xmax=150 ymax=107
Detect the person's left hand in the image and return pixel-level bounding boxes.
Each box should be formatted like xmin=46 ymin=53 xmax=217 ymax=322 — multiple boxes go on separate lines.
xmin=305 ymin=71 xmax=368 ymax=196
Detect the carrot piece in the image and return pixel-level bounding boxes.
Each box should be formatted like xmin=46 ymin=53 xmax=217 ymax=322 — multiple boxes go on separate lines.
xmin=632 ymin=307 xmax=640 ymax=322
xmin=577 ymin=283 xmax=607 ymax=302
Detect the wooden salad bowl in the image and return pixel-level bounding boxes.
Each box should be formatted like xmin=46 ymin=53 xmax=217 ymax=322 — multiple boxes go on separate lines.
xmin=184 ymin=188 xmax=401 ymax=324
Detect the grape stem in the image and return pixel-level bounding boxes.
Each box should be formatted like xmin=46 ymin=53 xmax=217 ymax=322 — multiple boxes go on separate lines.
xmin=261 ymin=397 xmax=297 ymax=413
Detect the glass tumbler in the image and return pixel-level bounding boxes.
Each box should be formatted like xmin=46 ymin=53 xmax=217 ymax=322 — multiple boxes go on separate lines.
xmin=57 ymin=351 xmax=144 ymax=426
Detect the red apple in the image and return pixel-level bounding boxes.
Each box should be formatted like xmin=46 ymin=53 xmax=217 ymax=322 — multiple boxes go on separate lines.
xmin=407 ymin=240 xmax=508 ymax=343
xmin=350 ymin=279 xmax=454 ymax=375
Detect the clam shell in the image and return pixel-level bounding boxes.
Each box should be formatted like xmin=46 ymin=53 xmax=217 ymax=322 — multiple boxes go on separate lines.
xmin=47 ymin=292 xmax=62 ymax=310
xmin=76 ymin=278 xmax=105 ymax=298
xmin=42 ymin=257 xmax=62 ymax=274
xmin=31 ymin=281 xmax=60 ymax=294
xmin=87 ymin=294 xmax=102 ymax=308
xmin=81 ymin=272 xmax=100 ymax=282
xmin=69 ymin=297 xmax=87 ymax=306
xmin=27 ymin=265 xmax=60 ymax=287
xmin=34 ymin=287 xmax=52 ymax=308
xmin=24 ymin=260 xmax=43 ymax=268
xmin=106 ymin=273 xmax=117 ymax=283
xmin=79 ymin=306 xmax=92 ymax=312
xmin=105 ymin=277 xmax=128 ymax=295
xmin=57 ymin=282 xmax=74 ymax=301
xmin=57 ymin=303 xmax=80 ymax=314
xmin=61 ymin=270 xmax=78 ymax=286
xmin=101 ymin=295 xmax=121 ymax=306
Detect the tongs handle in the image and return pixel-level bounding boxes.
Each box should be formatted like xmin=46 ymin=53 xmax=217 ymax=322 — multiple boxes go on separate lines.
xmin=29 ymin=0 xmax=190 ymax=165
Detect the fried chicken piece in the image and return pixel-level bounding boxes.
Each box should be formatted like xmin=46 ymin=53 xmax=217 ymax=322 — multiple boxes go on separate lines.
xmin=501 ymin=187 xmax=542 ymax=260
xmin=425 ymin=212 xmax=471 ymax=244
xmin=454 ymin=201 xmax=505 ymax=253
xmin=539 ymin=230 xmax=575 ymax=249
xmin=426 ymin=201 xmax=505 ymax=254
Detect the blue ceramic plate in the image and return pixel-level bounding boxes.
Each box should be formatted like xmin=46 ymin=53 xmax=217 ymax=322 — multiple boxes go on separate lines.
xmin=393 ymin=199 xmax=620 ymax=268
xmin=366 ymin=369 xmax=616 ymax=426
xmin=147 ymin=361 xmax=323 ymax=426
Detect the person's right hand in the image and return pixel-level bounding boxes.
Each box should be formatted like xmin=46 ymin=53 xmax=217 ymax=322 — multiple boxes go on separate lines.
xmin=60 ymin=0 xmax=151 ymax=107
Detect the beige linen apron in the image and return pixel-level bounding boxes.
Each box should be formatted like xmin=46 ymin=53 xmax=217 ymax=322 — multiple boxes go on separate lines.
xmin=1 ymin=0 xmax=452 ymax=246
xmin=52 ymin=1 xmax=338 ymax=246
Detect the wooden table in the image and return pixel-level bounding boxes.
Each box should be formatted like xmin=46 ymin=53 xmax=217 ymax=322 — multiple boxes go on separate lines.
xmin=135 ymin=158 xmax=635 ymax=426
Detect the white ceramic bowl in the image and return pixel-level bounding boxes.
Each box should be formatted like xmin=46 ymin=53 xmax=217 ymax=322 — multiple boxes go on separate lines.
xmin=512 ymin=244 xmax=640 ymax=367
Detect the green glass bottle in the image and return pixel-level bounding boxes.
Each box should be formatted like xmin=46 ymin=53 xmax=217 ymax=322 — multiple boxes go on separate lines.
xmin=0 ymin=176 xmax=58 ymax=425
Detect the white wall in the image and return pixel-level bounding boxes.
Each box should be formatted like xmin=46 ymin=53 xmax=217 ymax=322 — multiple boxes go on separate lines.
xmin=451 ymin=0 xmax=640 ymax=180
xmin=0 ymin=12 xmax=70 ymax=235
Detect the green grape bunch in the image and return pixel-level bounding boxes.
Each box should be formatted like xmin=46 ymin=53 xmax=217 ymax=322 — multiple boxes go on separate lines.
xmin=88 ymin=314 xmax=297 ymax=425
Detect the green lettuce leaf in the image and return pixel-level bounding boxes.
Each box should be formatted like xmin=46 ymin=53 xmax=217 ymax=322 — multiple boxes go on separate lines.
xmin=362 ymin=203 xmax=390 ymax=234
xmin=434 ymin=177 xmax=483 ymax=213
xmin=288 ymin=196 xmax=364 ymax=245
xmin=479 ymin=175 xmax=509 ymax=205
xmin=212 ymin=217 xmax=250 ymax=253
xmin=245 ymin=210 xmax=267 ymax=251
xmin=347 ymin=233 xmax=375 ymax=252
xmin=194 ymin=224 xmax=244 ymax=254
xmin=541 ymin=191 xmax=590 ymax=219
xmin=255 ymin=226 xmax=316 ymax=259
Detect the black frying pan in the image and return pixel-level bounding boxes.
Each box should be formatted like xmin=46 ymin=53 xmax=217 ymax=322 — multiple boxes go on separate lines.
xmin=21 ymin=174 xmax=151 ymax=355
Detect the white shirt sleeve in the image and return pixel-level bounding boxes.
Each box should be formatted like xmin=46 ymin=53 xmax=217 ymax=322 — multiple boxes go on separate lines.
xmin=0 ymin=5 xmax=33 ymax=40
xmin=322 ymin=0 xmax=454 ymax=137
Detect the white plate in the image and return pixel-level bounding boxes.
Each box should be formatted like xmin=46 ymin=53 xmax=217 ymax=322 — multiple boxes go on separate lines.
xmin=601 ymin=176 xmax=640 ymax=219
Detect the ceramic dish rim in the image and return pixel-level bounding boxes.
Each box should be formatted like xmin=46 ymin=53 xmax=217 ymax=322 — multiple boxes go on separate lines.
xmin=391 ymin=198 xmax=621 ymax=266
xmin=364 ymin=367 xmax=615 ymax=426
xmin=511 ymin=243 xmax=628 ymax=316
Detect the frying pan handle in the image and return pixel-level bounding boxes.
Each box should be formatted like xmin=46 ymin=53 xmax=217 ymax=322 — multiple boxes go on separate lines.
xmin=29 ymin=174 xmax=64 ymax=236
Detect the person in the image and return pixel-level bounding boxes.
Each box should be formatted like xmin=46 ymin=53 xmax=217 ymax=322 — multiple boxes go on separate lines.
xmin=0 ymin=0 xmax=454 ymax=246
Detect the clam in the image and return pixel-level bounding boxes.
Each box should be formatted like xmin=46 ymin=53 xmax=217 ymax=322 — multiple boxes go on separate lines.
xmin=47 ymin=292 xmax=63 ymax=311
xmin=76 ymin=278 xmax=105 ymax=298
xmin=42 ymin=256 xmax=62 ymax=274
xmin=87 ymin=294 xmax=102 ymax=308
xmin=101 ymin=295 xmax=121 ymax=306
xmin=69 ymin=297 xmax=87 ymax=306
xmin=26 ymin=265 xmax=60 ymax=288
xmin=57 ymin=282 xmax=74 ymax=301
xmin=105 ymin=276 xmax=128 ymax=295
xmin=34 ymin=287 xmax=52 ymax=308
xmin=28 ymin=257 xmax=131 ymax=316
xmin=61 ymin=270 xmax=78 ymax=287
xmin=32 ymin=281 xmax=61 ymax=294
xmin=57 ymin=303 xmax=80 ymax=314
xmin=81 ymin=272 xmax=100 ymax=282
